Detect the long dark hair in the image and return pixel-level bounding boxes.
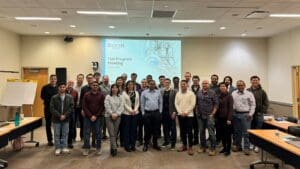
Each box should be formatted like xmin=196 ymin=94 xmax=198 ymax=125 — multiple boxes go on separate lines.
xmin=125 ymin=80 xmax=135 ymax=94
xmin=115 ymin=76 xmax=125 ymax=91
xmin=110 ymin=84 xmax=120 ymax=96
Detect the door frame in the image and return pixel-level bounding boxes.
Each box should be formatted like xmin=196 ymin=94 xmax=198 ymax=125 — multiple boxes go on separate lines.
xmin=292 ymin=66 xmax=300 ymax=118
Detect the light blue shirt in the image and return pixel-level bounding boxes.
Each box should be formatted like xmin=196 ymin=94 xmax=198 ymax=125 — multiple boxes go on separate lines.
xmin=141 ymin=89 xmax=163 ymax=114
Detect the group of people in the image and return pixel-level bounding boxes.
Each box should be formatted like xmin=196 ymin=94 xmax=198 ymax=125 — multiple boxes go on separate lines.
xmin=41 ymin=71 xmax=269 ymax=157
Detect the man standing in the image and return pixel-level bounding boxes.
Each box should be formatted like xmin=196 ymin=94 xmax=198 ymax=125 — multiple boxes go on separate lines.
xmin=100 ymin=75 xmax=111 ymax=140
xmin=175 ymin=80 xmax=196 ymax=155
xmin=137 ymin=79 xmax=148 ymax=146
xmin=172 ymin=76 xmax=180 ymax=92
xmin=66 ymin=80 xmax=78 ymax=148
xmin=161 ymin=78 xmax=177 ymax=150
xmin=247 ymin=76 xmax=268 ymax=153
xmin=191 ymin=75 xmax=201 ymax=145
xmin=184 ymin=72 xmax=192 ymax=88
xmin=94 ymin=72 xmax=102 ymax=85
xmin=82 ymin=81 xmax=105 ymax=156
xmin=197 ymin=80 xmax=219 ymax=156
xmin=41 ymin=74 xmax=58 ymax=146
xmin=131 ymin=73 xmax=141 ymax=91
xmin=74 ymin=74 xmax=84 ymax=141
xmin=141 ymin=80 xmax=163 ymax=152
xmin=232 ymin=80 xmax=256 ymax=155
xmin=210 ymin=74 xmax=219 ymax=94
xmin=158 ymin=75 xmax=165 ymax=89
xmin=50 ymin=82 xmax=74 ymax=155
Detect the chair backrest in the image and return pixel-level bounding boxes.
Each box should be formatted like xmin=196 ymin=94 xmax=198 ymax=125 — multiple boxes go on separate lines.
xmin=286 ymin=116 xmax=298 ymax=124
xmin=288 ymin=126 xmax=300 ymax=137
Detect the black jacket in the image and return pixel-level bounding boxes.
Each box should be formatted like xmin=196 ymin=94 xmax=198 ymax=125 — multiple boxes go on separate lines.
xmin=41 ymin=84 xmax=58 ymax=110
xmin=247 ymin=85 xmax=269 ymax=117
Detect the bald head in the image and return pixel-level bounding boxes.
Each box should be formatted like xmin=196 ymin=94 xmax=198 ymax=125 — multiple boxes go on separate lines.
xmin=202 ymin=80 xmax=209 ymax=90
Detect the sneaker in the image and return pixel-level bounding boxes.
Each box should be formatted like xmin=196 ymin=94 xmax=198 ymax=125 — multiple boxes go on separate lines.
xmin=232 ymin=146 xmax=242 ymax=152
xmin=254 ymin=147 xmax=259 ymax=153
xmin=197 ymin=147 xmax=206 ymax=153
xmin=188 ymin=147 xmax=194 ymax=156
xmin=170 ymin=144 xmax=176 ymax=151
xmin=55 ymin=149 xmax=61 ymax=156
xmin=177 ymin=146 xmax=187 ymax=152
xmin=62 ymin=148 xmax=70 ymax=154
xmin=208 ymin=149 xmax=216 ymax=156
xmin=161 ymin=142 xmax=169 ymax=148
xmin=83 ymin=149 xmax=89 ymax=156
xmin=244 ymin=149 xmax=250 ymax=155
xmin=96 ymin=149 xmax=102 ymax=156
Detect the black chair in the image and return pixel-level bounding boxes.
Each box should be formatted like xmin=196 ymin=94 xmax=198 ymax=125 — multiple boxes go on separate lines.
xmin=288 ymin=126 xmax=300 ymax=137
xmin=286 ymin=116 xmax=298 ymax=124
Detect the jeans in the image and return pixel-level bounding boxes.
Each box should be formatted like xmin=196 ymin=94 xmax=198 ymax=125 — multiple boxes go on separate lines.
xmin=251 ymin=115 xmax=264 ymax=129
xmin=198 ymin=116 xmax=216 ymax=149
xmin=143 ymin=110 xmax=161 ymax=146
xmin=106 ymin=117 xmax=120 ymax=150
xmin=83 ymin=117 xmax=101 ymax=150
xmin=162 ymin=112 xmax=177 ymax=145
xmin=53 ymin=122 xmax=69 ymax=149
xmin=232 ymin=113 xmax=252 ymax=150
xmin=122 ymin=114 xmax=138 ymax=149
xmin=178 ymin=116 xmax=193 ymax=147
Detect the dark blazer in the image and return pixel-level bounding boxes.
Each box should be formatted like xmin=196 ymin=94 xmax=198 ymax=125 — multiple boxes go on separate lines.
xmin=160 ymin=88 xmax=178 ymax=115
xmin=50 ymin=93 xmax=74 ymax=123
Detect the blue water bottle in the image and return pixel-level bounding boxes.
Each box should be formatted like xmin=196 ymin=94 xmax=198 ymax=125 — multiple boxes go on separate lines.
xmin=15 ymin=112 xmax=20 ymax=126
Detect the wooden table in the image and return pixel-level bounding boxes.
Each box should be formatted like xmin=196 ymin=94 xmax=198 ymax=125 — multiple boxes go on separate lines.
xmin=248 ymin=129 xmax=300 ymax=169
xmin=263 ymin=120 xmax=299 ymax=132
xmin=0 ymin=117 xmax=42 ymax=169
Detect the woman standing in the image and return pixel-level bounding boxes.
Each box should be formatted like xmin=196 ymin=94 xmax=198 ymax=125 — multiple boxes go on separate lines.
xmin=122 ymin=81 xmax=140 ymax=152
xmin=216 ymin=82 xmax=233 ymax=156
xmin=104 ymin=84 xmax=124 ymax=156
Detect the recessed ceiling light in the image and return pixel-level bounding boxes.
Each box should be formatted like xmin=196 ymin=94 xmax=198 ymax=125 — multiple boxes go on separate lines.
xmin=241 ymin=33 xmax=247 ymax=37
xmin=44 ymin=32 xmax=50 ymax=34
xmin=220 ymin=26 xmax=226 ymax=30
xmin=172 ymin=19 xmax=215 ymax=23
xmin=76 ymin=11 xmax=128 ymax=15
xmin=270 ymin=14 xmax=300 ymax=18
xmin=108 ymin=25 xmax=116 ymax=29
xmin=69 ymin=25 xmax=76 ymax=28
xmin=15 ymin=17 xmax=61 ymax=21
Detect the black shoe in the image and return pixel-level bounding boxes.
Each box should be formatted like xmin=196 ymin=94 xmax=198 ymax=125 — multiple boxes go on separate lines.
xmin=92 ymin=142 xmax=96 ymax=148
xmin=48 ymin=142 xmax=54 ymax=146
xmin=153 ymin=145 xmax=162 ymax=151
xmin=137 ymin=141 xmax=143 ymax=147
xmin=125 ymin=148 xmax=132 ymax=152
xmin=143 ymin=145 xmax=148 ymax=152
xmin=111 ymin=149 xmax=117 ymax=156
xmin=170 ymin=144 xmax=176 ymax=150
xmin=224 ymin=151 xmax=231 ymax=156
xmin=131 ymin=147 xmax=136 ymax=151
xmin=102 ymin=135 xmax=108 ymax=140
xmin=193 ymin=140 xmax=199 ymax=145
xmin=68 ymin=144 xmax=74 ymax=149
xmin=161 ymin=142 xmax=169 ymax=147
xmin=219 ymin=148 xmax=226 ymax=153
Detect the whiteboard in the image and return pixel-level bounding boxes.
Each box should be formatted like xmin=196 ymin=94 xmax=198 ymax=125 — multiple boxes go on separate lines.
xmin=0 ymin=81 xmax=37 ymax=106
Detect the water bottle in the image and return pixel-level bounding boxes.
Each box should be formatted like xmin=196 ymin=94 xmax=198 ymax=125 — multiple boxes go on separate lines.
xmin=15 ymin=111 xmax=20 ymax=126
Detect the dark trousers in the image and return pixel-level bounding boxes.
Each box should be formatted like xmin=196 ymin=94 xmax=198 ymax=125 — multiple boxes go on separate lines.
xmin=215 ymin=118 xmax=221 ymax=143
xmin=44 ymin=109 xmax=53 ymax=143
xmin=137 ymin=113 xmax=143 ymax=143
xmin=68 ymin=111 xmax=76 ymax=144
xmin=218 ymin=118 xmax=232 ymax=152
xmin=75 ymin=107 xmax=84 ymax=140
xmin=162 ymin=112 xmax=177 ymax=145
xmin=178 ymin=116 xmax=193 ymax=147
xmin=192 ymin=115 xmax=199 ymax=143
xmin=102 ymin=119 xmax=107 ymax=137
xmin=143 ymin=110 xmax=161 ymax=146
xmin=122 ymin=114 xmax=138 ymax=149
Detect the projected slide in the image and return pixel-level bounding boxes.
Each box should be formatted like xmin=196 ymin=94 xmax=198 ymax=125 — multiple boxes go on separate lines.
xmin=102 ymin=38 xmax=181 ymax=83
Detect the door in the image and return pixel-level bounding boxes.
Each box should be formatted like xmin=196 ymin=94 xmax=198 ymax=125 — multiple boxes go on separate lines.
xmin=292 ymin=66 xmax=300 ymax=118
xmin=22 ymin=68 xmax=48 ymax=117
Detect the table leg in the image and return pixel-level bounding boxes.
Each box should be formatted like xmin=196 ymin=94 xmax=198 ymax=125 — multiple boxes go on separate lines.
xmin=25 ymin=131 xmax=39 ymax=147
xmin=250 ymin=150 xmax=279 ymax=169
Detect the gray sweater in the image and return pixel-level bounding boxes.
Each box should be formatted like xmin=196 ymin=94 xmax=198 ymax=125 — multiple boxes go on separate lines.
xmin=104 ymin=95 xmax=124 ymax=117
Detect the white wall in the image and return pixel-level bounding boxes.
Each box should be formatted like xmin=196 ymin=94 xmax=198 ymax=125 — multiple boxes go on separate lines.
xmin=0 ymin=28 xmax=20 ymax=99
xmin=268 ymin=27 xmax=300 ymax=104
xmin=183 ymin=38 xmax=268 ymax=90
xmin=21 ymin=36 xmax=102 ymax=81
xmin=20 ymin=36 xmax=269 ymax=91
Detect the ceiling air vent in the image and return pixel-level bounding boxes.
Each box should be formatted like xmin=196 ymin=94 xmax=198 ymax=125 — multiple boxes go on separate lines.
xmin=245 ymin=11 xmax=269 ymax=19
xmin=151 ymin=10 xmax=176 ymax=18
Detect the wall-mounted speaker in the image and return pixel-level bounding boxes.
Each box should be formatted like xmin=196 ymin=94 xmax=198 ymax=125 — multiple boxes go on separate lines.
xmin=56 ymin=67 xmax=67 ymax=84
xmin=64 ymin=36 xmax=73 ymax=43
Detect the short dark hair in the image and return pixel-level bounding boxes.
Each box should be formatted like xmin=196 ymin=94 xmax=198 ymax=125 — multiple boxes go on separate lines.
xmin=159 ymin=75 xmax=165 ymax=79
xmin=211 ymin=74 xmax=219 ymax=80
xmin=50 ymin=74 xmax=56 ymax=79
xmin=148 ymin=79 xmax=156 ymax=84
xmin=131 ymin=73 xmax=137 ymax=77
xmin=110 ymin=84 xmax=120 ymax=96
xmin=92 ymin=80 xmax=99 ymax=85
xmin=173 ymin=76 xmax=179 ymax=81
xmin=57 ymin=82 xmax=66 ymax=87
xmin=93 ymin=72 xmax=101 ymax=77
xmin=192 ymin=75 xmax=200 ymax=80
xmin=164 ymin=78 xmax=171 ymax=82
xmin=181 ymin=80 xmax=188 ymax=83
xmin=86 ymin=73 xmax=93 ymax=78
xmin=77 ymin=74 xmax=84 ymax=78
xmin=218 ymin=82 xmax=227 ymax=88
xmin=146 ymin=75 xmax=152 ymax=79
xmin=250 ymin=75 xmax=260 ymax=81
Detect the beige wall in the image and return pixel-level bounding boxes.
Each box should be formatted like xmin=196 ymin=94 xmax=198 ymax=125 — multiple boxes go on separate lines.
xmin=268 ymin=26 xmax=300 ymax=104
xmin=21 ymin=36 xmax=102 ymax=81
xmin=183 ymin=38 xmax=268 ymax=90
xmin=0 ymin=28 xmax=20 ymax=99
xmin=20 ymin=36 xmax=269 ymax=91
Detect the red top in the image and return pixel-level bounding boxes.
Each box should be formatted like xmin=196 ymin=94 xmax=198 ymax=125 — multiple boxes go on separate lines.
xmin=82 ymin=91 xmax=105 ymax=118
